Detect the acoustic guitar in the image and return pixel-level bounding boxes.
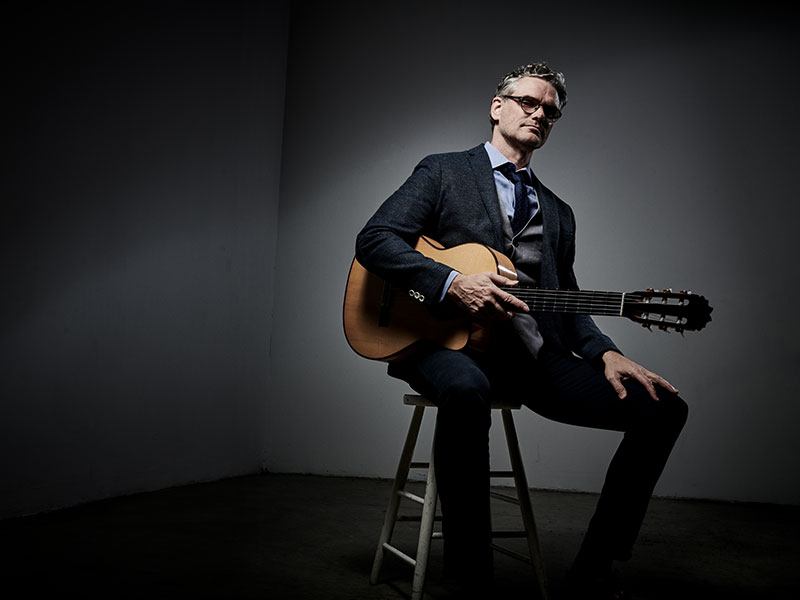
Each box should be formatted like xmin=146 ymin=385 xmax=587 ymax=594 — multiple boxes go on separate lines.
xmin=343 ymin=236 xmax=712 ymax=362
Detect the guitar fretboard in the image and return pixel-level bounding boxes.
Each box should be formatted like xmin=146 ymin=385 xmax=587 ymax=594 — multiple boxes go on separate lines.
xmin=499 ymin=287 xmax=638 ymax=317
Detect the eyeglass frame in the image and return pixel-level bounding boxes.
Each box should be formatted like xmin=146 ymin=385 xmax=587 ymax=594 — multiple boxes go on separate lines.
xmin=501 ymin=95 xmax=563 ymax=123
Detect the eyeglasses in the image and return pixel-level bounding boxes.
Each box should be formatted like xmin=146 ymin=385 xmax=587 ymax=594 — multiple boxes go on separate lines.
xmin=502 ymin=95 xmax=562 ymax=122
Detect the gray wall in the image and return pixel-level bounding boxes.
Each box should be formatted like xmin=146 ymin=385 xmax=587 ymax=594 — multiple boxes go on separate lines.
xmin=1 ymin=1 xmax=289 ymax=518
xmin=269 ymin=2 xmax=800 ymax=505
xmin=2 ymin=1 xmax=797 ymax=520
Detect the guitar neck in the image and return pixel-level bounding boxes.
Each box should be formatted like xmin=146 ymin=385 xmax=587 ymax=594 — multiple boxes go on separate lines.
xmin=500 ymin=286 xmax=628 ymax=317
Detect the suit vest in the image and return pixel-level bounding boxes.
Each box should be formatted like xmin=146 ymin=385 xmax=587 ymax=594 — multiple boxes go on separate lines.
xmin=498 ymin=191 xmax=545 ymax=358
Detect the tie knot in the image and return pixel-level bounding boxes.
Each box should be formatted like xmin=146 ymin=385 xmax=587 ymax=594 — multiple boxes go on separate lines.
xmin=498 ymin=163 xmax=529 ymax=185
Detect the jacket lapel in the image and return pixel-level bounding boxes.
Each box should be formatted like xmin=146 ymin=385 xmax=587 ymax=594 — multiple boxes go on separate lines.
xmin=531 ymin=173 xmax=559 ymax=288
xmin=466 ymin=145 xmax=505 ymax=249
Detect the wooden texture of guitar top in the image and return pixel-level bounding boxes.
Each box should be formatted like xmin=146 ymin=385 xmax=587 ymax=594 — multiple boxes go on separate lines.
xmin=342 ymin=236 xmax=516 ymax=361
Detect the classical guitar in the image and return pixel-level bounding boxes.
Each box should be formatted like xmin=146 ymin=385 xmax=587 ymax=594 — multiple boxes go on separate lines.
xmin=343 ymin=236 xmax=712 ymax=362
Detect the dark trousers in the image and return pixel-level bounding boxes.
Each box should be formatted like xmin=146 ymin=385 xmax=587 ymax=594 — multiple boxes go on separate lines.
xmin=388 ymin=337 xmax=688 ymax=582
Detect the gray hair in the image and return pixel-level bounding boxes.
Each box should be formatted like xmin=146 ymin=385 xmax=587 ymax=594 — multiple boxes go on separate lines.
xmin=489 ymin=62 xmax=567 ymax=128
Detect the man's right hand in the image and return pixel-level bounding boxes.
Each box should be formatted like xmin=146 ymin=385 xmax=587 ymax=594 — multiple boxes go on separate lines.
xmin=445 ymin=272 xmax=529 ymax=321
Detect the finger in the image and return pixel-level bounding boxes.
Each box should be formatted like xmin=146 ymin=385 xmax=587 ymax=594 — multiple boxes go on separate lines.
xmin=649 ymin=373 xmax=679 ymax=394
xmin=482 ymin=273 xmax=528 ymax=312
xmin=481 ymin=295 xmax=514 ymax=320
xmin=487 ymin=272 xmax=518 ymax=286
xmin=503 ymin=292 xmax=528 ymax=312
xmin=607 ymin=375 xmax=627 ymax=400
xmin=631 ymin=370 xmax=660 ymax=402
xmin=489 ymin=286 xmax=527 ymax=312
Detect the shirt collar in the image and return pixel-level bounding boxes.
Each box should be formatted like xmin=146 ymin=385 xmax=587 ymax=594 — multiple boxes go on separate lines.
xmin=484 ymin=141 xmax=533 ymax=177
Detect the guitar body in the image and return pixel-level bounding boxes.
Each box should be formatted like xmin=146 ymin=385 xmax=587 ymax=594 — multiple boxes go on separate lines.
xmin=343 ymin=236 xmax=516 ymax=361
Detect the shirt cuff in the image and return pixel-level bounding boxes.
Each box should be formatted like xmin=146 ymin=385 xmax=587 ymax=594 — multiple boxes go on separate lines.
xmin=438 ymin=270 xmax=459 ymax=303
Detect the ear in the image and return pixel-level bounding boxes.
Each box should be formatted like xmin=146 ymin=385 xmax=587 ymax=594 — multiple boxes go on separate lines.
xmin=489 ymin=96 xmax=504 ymax=122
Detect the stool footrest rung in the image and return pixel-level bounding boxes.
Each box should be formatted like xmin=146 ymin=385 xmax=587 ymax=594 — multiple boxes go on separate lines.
xmin=490 ymin=490 xmax=521 ymax=504
xmin=396 ymin=489 xmax=425 ymax=504
xmin=382 ymin=543 xmax=416 ymax=567
xmin=490 ymin=542 xmax=533 ymax=564
xmin=409 ymin=461 xmax=429 ymax=469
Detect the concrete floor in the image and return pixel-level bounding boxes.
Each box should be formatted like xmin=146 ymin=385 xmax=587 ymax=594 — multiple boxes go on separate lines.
xmin=1 ymin=473 xmax=798 ymax=599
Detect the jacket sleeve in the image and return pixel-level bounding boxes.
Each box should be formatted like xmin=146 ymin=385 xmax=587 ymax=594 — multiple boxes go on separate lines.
xmin=355 ymin=155 xmax=454 ymax=305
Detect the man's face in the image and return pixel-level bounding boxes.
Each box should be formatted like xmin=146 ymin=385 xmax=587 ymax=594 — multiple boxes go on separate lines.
xmin=490 ymin=76 xmax=560 ymax=151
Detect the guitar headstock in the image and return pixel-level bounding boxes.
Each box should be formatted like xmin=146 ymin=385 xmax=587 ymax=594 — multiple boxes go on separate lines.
xmin=624 ymin=289 xmax=713 ymax=333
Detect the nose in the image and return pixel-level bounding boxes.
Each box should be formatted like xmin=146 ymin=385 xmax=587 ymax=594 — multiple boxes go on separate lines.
xmin=530 ymin=104 xmax=547 ymax=120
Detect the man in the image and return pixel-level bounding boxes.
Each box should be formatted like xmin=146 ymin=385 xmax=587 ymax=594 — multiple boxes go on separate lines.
xmin=355 ymin=63 xmax=687 ymax=599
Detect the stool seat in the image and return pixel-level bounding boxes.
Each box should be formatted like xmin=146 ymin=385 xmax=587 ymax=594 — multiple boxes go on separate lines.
xmin=403 ymin=394 xmax=522 ymax=411
xmin=370 ymin=394 xmax=548 ymax=599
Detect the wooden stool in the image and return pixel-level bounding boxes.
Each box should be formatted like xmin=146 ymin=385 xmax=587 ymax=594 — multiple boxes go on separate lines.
xmin=370 ymin=394 xmax=548 ymax=600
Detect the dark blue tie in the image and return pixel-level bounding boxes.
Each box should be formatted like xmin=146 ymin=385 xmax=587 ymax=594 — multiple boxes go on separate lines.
xmin=499 ymin=163 xmax=534 ymax=235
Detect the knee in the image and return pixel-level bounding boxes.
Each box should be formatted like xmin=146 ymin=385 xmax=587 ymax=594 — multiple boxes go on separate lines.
xmin=436 ymin=366 xmax=491 ymax=406
xmin=663 ymin=390 xmax=688 ymax=422
xmin=651 ymin=391 xmax=689 ymax=437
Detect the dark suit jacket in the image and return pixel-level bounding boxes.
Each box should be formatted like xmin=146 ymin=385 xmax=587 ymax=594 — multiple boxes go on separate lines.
xmin=355 ymin=144 xmax=618 ymax=362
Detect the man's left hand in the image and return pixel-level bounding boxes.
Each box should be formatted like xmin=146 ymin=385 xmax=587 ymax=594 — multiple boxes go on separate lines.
xmin=601 ymin=350 xmax=678 ymax=401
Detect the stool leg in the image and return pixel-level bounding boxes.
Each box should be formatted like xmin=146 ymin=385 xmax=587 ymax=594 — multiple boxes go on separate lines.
xmin=411 ymin=435 xmax=438 ymax=600
xmin=371 ymin=405 xmax=426 ymax=585
xmin=502 ymin=408 xmax=549 ymax=600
